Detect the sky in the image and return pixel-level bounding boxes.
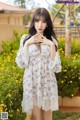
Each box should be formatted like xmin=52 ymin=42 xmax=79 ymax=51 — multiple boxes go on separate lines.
xmin=0 ymin=0 xmax=56 ymax=9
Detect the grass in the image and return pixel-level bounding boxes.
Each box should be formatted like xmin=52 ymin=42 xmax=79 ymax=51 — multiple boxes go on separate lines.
xmin=52 ymin=111 xmax=80 ymax=120
xmin=18 ymin=111 xmax=80 ymax=120
xmin=12 ymin=111 xmax=80 ymax=120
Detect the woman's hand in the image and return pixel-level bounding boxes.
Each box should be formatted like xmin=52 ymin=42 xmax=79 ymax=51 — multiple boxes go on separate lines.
xmin=40 ymin=34 xmax=54 ymax=46
xmin=24 ymin=33 xmax=42 ymax=47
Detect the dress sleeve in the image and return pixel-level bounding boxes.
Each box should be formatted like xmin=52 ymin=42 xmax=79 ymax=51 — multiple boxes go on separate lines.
xmin=48 ymin=51 xmax=62 ymax=73
xmin=15 ymin=34 xmax=30 ymax=68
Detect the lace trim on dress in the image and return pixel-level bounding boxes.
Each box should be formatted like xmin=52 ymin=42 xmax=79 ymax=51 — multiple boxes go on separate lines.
xmin=21 ymin=96 xmax=59 ymax=114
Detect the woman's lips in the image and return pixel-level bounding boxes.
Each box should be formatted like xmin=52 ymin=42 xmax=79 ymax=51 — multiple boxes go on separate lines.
xmin=38 ymin=29 xmax=42 ymax=31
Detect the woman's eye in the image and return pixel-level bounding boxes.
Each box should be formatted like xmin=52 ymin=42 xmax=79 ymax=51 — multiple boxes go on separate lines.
xmin=35 ymin=19 xmax=39 ymax=22
xmin=43 ymin=20 xmax=46 ymax=23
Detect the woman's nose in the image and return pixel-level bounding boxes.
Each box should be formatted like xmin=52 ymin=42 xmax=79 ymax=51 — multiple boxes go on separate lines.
xmin=38 ymin=21 xmax=42 ymax=27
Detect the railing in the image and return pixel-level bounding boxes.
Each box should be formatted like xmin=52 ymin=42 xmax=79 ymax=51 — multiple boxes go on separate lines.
xmin=53 ymin=27 xmax=80 ymax=40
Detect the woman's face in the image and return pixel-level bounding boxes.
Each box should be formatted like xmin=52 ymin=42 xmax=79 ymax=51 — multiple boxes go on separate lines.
xmin=34 ymin=16 xmax=47 ymax=34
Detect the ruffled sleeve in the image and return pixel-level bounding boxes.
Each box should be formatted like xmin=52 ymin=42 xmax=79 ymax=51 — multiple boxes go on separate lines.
xmin=48 ymin=51 xmax=62 ymax=73
xmin=15 ymin=34 xmax=30 ymax=68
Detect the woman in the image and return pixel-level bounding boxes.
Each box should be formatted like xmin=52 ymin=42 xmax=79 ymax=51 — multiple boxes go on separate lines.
xmin=15 ymin=7 xmax=62 ymax=120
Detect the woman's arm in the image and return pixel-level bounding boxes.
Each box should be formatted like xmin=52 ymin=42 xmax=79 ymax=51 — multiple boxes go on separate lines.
xmin=49 ymin=42 xmax=56 ymax=61
xmin=40 ymin=34 xmax=56 ymax=61
xmin=15 ymin=34 xmax=30 ymax=68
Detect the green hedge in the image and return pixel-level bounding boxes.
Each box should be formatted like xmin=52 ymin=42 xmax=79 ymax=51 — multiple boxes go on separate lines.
xmin=57 ymin=38 xmax=80 ymax=97
xmin=0 ymin=31 xmax=27 ymax=119
xmin=57 ymin=55 xmax=80 ymax=97
xmin=0 ymin=31 xmax=80 ymax=119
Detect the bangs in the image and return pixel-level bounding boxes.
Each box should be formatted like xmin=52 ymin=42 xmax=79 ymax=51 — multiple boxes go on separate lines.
xmin=34 ymin=14 xmax=47 ymax=22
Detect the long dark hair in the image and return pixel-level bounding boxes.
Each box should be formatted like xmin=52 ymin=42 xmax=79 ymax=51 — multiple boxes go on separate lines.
xmin=24 ymin=7 xmax=58 ymax=49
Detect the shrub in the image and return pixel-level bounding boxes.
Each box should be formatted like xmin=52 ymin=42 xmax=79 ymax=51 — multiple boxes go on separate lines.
xmin=0 ymin=30 xmax=29 ymax=119
xmin=57 ymin=38 xmax=80 ymax=97
xmin=57 ymin=55 xmax=80 ymax=97
xmin=1 ymin=29 xmax=29 ymax=54
xmin=58 ymin=38 xmax=80 ymax=54
xmin=0 ymin=51 xmax=26 ymax=119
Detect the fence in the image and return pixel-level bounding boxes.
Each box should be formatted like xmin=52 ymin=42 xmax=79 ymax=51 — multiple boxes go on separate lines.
xmin=53 ymin=27 xmax=80 ymax=40
xmin=25 ymin=26 xmax=80 ymax=40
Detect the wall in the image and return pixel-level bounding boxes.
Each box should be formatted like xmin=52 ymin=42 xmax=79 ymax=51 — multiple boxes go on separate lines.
xmin=0 ymin=24 xmax=25 ymax=51
xmin=0 ymin=13 xmax=24 ymax=25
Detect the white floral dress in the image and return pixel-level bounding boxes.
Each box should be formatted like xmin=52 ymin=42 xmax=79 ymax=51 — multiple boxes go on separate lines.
xmin=15 ymin=34 xmax=62 ymax=114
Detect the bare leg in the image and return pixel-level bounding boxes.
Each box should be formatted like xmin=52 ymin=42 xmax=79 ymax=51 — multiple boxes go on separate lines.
xmin=32 ymin=105 xmax=41 ymax=120
xmin=43 ymin=110 xmax=52 ymax=120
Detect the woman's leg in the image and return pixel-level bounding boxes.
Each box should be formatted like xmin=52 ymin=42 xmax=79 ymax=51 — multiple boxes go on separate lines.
xmin=43 ymin=110 xmax=52 ymax=120
xmin=32 ymin=105 xmax=41 ymax=120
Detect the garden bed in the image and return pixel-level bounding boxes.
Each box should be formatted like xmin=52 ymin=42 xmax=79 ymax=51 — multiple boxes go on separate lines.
xmin=59 ymin=96 xmax=80 ymax=113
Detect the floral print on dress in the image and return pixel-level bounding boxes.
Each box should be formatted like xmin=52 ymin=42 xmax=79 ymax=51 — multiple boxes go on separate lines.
xmin=15 ymin=34 xmax=62 ymax=114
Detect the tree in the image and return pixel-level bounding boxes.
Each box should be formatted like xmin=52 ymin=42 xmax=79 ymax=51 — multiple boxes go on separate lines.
xmin=14 ymin=0 xmax=26 ymax=8
xmin=50 ymin=4 xmax=65 ymax=19
xmin=65 ymin=4 xmax=71 ymax=56
xmin=14 ymin=0 xmax=37 ymax=9
xmin=50 ymin=3 xmax=80 ymax=56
